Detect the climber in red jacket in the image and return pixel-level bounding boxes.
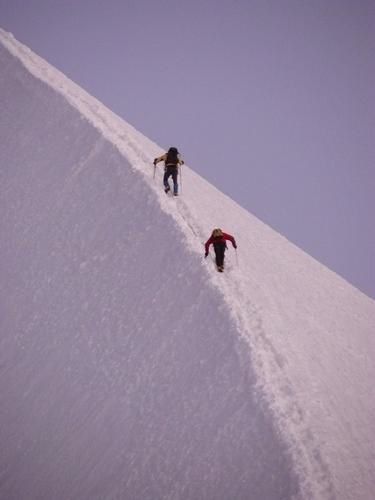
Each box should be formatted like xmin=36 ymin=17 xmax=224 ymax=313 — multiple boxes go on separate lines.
xmin=204 ymin=228 xmax=237 ymax=272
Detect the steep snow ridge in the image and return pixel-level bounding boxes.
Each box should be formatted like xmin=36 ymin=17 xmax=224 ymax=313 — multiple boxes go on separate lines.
xmin=1 ymin=29 xmax=375 ymax=500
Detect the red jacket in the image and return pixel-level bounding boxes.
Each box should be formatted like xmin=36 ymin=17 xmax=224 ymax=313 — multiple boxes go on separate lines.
xmin=205 ymin=232 xmax=237 ymax=254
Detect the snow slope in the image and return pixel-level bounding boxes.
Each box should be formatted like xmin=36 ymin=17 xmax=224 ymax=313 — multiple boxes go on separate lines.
xmin=1 ymin=29 xmax=375 ymax=500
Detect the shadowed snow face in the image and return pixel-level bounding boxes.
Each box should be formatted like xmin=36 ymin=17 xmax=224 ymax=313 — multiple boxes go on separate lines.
xmin=0 ymin=44 xmax=299 ymax=500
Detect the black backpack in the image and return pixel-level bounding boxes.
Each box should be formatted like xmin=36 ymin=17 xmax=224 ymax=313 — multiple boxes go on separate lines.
xmin=166 ymin=147 xmax=179 ymax=166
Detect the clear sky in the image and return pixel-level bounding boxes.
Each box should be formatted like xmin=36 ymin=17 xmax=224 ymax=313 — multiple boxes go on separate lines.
xmin=1 ymin=0 xmax=374 ymax=299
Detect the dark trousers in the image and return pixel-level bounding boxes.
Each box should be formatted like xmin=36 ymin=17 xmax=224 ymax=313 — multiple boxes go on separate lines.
xmin=213 ymin=242 xmax=226 ymax=267
xmin=163 ymin=166 xmax=178 ymax=194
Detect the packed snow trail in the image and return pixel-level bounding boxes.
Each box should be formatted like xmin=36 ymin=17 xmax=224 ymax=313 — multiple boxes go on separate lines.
xmin=1 ymin=29 xmax=375 ymax=500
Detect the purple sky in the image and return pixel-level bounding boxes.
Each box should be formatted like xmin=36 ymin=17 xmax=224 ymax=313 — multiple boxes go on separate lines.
xmin=1 ymin=0 xmax=374 ymax=299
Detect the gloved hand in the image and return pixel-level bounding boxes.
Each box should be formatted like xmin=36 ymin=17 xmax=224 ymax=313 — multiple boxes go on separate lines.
xmin=204 ymin=251 xmax=208 ymax=258
xmin=153 ymin=159 xmax=157 ymax=166
xmin=233 ymin=244 xmax=237 ymax=249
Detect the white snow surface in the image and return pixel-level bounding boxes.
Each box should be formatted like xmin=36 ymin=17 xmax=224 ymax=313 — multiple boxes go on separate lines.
xmin=1 ymin=29 xmax=375 ymax=500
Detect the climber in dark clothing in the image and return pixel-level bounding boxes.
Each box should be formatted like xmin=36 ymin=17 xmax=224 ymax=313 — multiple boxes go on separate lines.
xmin=204 ymin=228 xmax=237 ymax=272
xmin=153 ymin=147 xmax=184 ymax=196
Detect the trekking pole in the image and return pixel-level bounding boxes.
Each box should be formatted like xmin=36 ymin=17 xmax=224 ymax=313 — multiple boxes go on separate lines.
xmin=235 ymin=248 xmax=239 ymax=267
xmin=179 ymin=165 xmax=183 ymax=194
xmin=153 ymin=163 xmax=156 ymax=180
